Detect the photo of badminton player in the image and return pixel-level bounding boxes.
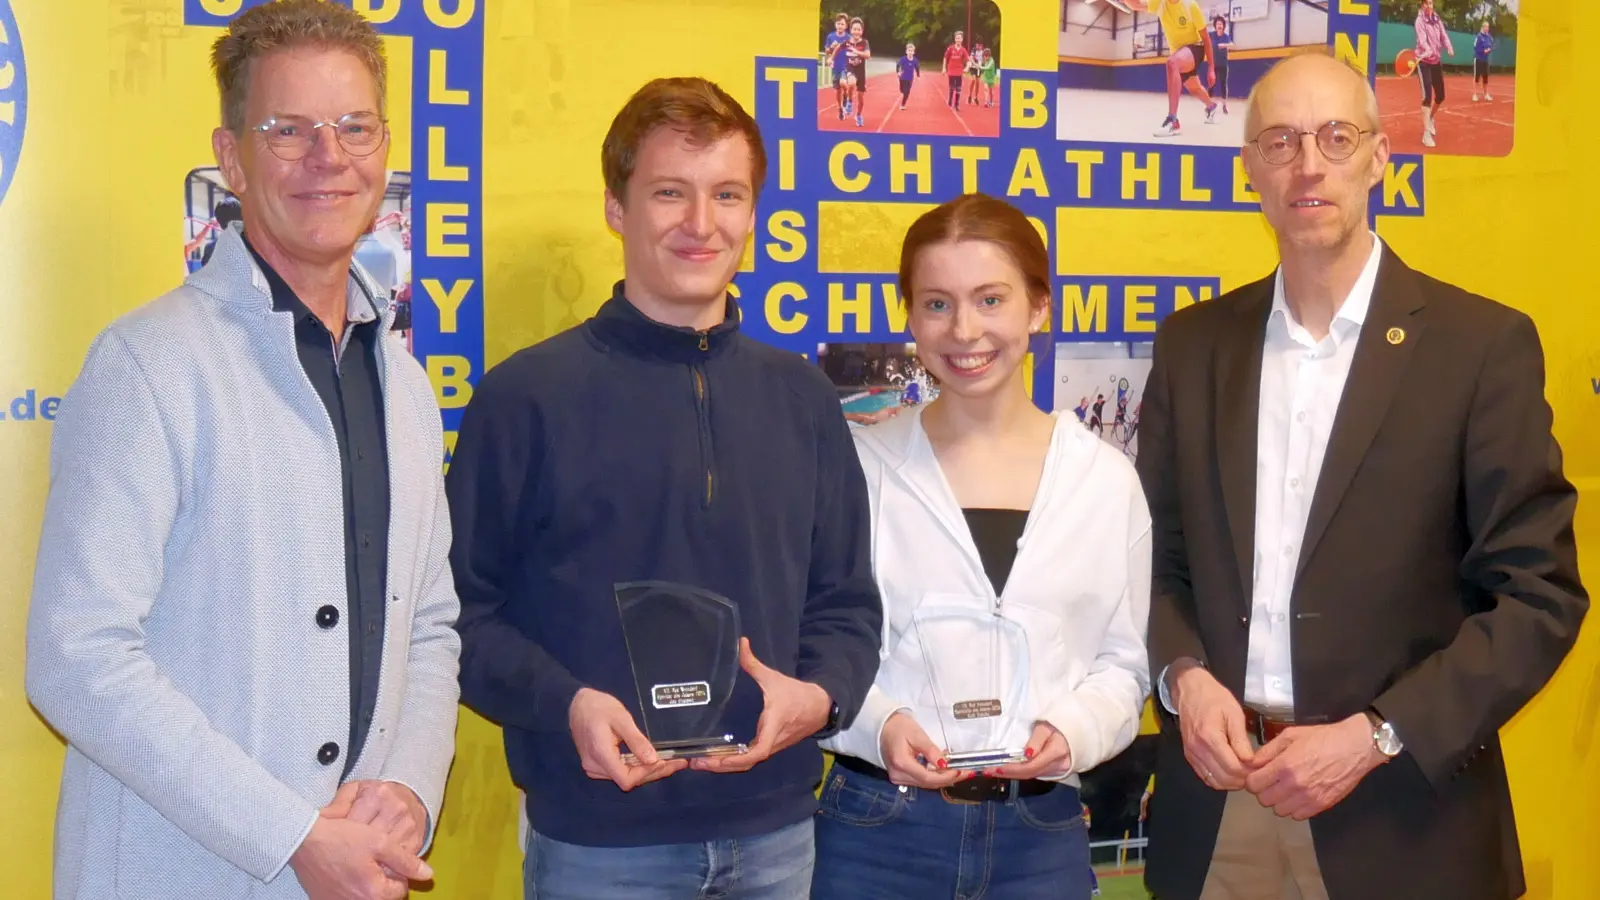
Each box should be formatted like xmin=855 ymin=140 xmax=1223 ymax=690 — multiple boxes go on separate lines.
xmin=1053 ymin=342 xmax=1153 ymax=461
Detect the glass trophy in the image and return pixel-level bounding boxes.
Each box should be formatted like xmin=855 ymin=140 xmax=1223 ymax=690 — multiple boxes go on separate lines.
xmin=614 ymin=581 xmax=749 ymax=765
xmin=913 ymin=607 xmax=1032 ymax=771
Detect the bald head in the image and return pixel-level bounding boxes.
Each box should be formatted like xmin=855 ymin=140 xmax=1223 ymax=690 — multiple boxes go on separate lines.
xmin=1244 ymin=52 xmax=1381 ymax=140
xmin=1239 ymin=50 xmax=1389 ymax=259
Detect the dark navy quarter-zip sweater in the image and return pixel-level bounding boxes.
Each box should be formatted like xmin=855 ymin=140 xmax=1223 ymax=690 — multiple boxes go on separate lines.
xmin=445 ymin=283 xmax=883 ymax=848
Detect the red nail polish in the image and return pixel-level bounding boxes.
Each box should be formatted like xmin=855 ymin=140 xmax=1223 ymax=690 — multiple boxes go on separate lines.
xmin=936 ymin=759 xmax=948 ymax=769
xmin=1025 ymin=747 xmax=1036 ymax=759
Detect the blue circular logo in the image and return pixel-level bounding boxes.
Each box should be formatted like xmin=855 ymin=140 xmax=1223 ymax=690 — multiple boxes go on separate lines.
xmin=0 ymin=1 xmax=26 ymax=209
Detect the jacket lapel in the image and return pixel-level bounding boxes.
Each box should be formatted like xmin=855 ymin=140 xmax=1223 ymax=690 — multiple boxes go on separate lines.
xmin=1294 ymin=249 xmax=1426 ymax=582
xmin=1215 ymin=280 xmax=1273 ymax=609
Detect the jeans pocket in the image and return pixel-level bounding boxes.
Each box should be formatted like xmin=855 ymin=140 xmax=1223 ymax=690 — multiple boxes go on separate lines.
xmin=1013 ymin=786 xmax=1089 ymax=832
xmin=817 ymin=769 xmax=907 ymax=827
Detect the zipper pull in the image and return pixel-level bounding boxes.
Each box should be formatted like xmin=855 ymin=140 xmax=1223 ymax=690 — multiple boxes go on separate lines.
xmin=698 ymin=332 xmax=709 ymax=352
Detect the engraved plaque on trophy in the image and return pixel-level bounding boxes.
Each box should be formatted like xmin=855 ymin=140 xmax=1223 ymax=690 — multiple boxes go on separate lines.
xmin=913 ymin=607 xmax=1032 ymax=770
xmin=615 ymin=581 xmax=749 ymax=765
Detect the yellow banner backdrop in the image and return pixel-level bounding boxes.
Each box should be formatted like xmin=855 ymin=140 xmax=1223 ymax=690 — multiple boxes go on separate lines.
xmin=1 ymin=0 xmax=1595 ymax=897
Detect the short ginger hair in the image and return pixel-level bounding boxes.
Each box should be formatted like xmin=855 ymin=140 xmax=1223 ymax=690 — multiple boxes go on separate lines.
xmin=601 ymin=77 xmax=768 ymax=204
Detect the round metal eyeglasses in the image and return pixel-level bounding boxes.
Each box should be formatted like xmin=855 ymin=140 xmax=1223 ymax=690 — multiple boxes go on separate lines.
xmin=1248 ymin=121 xmax=1371 ymax=165
xmin=249 ymin=111 xmax=388 ymax=162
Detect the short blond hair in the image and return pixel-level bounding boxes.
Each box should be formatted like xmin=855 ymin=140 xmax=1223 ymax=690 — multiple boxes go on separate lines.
xmin=210 ymin=0 xmax=387 ymax=133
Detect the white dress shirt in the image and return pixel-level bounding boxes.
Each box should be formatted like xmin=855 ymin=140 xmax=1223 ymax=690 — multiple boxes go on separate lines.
xmin=1161 ymin=233 xmax=1383 ymax=715
xmin=822 ymin=407 xmax=1152 ymax=783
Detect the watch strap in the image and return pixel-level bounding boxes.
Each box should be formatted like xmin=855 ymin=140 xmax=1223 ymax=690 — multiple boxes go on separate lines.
xmin=814 ymin=699 xmax=843 ymax=740
xmin=1364 ymin=707 xmax=1401 ymax=758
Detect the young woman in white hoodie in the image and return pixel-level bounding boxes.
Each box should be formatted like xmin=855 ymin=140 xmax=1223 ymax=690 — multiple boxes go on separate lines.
xmin=811 ymin=193 xmax=1152 ymax=899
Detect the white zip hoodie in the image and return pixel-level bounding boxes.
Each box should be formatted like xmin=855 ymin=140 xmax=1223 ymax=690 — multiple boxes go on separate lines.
xmin=820 ymin=406 xmax=1152 ymax=784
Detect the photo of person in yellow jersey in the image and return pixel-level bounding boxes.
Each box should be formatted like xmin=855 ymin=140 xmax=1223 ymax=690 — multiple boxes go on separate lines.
xmin=1128 ymin=0 xmax=1218 ymax=137
xmin=1056 ymin=0 xmax=1328 ymax=148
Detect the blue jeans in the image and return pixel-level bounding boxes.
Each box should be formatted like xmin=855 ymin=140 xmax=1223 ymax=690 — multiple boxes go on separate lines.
xmin=811 ymin=765 xmax=1095 ymax=899
xmin=525 ymin=818 xmax=815 ymax=900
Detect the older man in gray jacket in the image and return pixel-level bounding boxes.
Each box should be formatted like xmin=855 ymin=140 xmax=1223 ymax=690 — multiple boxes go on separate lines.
xmin=24 ymin=3 xmax=460 ymax=899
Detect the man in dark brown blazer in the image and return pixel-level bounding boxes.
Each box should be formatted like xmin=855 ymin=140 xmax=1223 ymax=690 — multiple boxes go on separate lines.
xmin=1136 ymin=52 xmax=1588 ymax=900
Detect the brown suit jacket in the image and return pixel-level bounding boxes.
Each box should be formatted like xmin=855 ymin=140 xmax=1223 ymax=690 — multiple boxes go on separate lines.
xmin=1136 ymin=245 xmax=1588 ymax=900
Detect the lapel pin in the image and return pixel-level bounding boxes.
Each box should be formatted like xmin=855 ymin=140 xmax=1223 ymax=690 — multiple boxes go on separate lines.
xmin=1386 ymin=327 xmax=1405 ymax=345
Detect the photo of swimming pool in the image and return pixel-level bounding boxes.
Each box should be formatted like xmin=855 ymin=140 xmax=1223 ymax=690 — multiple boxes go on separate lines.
xmin=840 ymin=386 xmax=912 ymax=415
xmin=819 ymin=342 xmax=937 ymax=425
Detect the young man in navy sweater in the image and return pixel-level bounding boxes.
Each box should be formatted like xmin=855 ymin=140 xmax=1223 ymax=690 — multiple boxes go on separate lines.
xmin=445 ymin=76 xmax=884 ymax=899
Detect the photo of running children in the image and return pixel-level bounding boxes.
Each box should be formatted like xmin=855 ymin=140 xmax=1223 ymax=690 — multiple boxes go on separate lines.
xmin=1056 ymin=0 xmax=1327 ymax=147
xmin=896 ymin=41 xmax=920 ymax=109
xmin=823 ymin=13 xmax=852 ymax=100
xmin=182 ymin=166 xmax=418 ymax=354
xmin=944 ymin=30 xmax=970 ymax=110
xmin=1376 ymin=0 xmax=1515 ymax=155
xmin=817 ymin=341 xmax=938 ymax=426
xmin=1052 ymin=341 xmax=1152 ymax=462
xmin=818 ymin=0 xmax=1002 ymax=138
xmin=972 ymin=42 xmax=1000 ymax=108
xmin=964 ymin=41 xmax=987 ymax=106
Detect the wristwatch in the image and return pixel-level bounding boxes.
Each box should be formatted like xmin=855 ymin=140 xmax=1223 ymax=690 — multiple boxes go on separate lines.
xmin=1364 ymin=708 xmax=1403 ymax=759
xmin=815 ymin=699 xmax=843 ymax=740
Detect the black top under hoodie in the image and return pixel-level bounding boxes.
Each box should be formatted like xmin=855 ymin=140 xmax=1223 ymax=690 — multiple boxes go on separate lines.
xmin=445 ymin=283 xmax=884 ymax=847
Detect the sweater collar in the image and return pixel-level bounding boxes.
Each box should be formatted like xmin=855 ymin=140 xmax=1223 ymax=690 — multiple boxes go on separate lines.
xmin=589 ymin=280 xmax=742 ymax=363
